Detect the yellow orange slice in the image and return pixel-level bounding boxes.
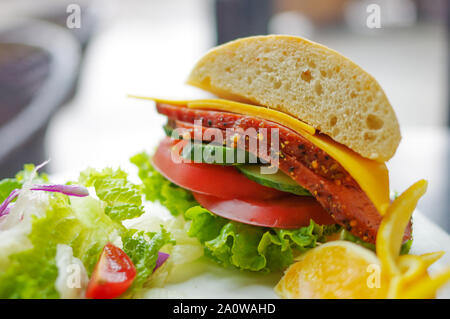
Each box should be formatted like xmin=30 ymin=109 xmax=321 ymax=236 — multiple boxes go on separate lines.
xmin=420 ymin=251 xmax=445 ymax=268
xmin=397 ymin=269 xmax=450 ymax=299
xmin=275 ymin=241 xmax=389 ymax=299
xmin=376 ymin=180 xmax=428 ymax=277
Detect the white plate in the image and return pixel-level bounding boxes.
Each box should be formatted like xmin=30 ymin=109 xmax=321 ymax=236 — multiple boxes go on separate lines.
xmin=140 ymin=205 xmax=450 ymax=299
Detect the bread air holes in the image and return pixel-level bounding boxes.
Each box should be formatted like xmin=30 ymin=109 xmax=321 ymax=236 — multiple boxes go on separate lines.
xmin=279 ymin=51 xmax=288 ymax=62
xmin=301 ymin=70 xmax=312 ymax=82
xmin=314 ymin=81 xmax=323 ymax=96
xmin=263 ymin=64 xmax=274 ymax=72
xmin=366 ymin=114 xmax=384 ymax=130
xmin=329 ymin=115 xmax=338 ymax=127
xmin=332 ymin=127 xmax=340 ymax=136
xmin=364 ymin=132 xmax=376 ymax=142
xmin=273 ymin=79 xmax=282 ymax=89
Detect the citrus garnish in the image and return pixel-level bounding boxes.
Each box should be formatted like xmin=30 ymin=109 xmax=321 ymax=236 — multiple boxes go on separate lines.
xmin=376 ymin=180 xmax=428 ymax=276
xmin=275 ymin=180 xmax=450 ymax=299
xmin=275 ymin=241 xmax=389 ymax=299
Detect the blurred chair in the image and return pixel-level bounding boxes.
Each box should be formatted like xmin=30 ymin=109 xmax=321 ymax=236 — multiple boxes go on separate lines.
xmin=0 ymin=20 xmax=81 ymax=177
xmin=0 ymin=0 xmax=101 ymax=177
xmin=215 ymin=0 xmax=272 ymax=44
xmin=0 ymin=43 xmax=51 ymax=127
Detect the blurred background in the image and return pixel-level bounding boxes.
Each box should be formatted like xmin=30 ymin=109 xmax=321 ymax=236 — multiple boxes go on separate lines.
xmin=0 ymin=0 xmax=448 ymax=230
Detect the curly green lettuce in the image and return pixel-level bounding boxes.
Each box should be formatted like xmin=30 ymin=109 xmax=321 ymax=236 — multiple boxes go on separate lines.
xmin=79 ymin=167 xmax=145 ymax=222
xmin=122 ymin=228 xmax=174 ymax=292
xmin=186 ymin=206 xmax=338 ymax=272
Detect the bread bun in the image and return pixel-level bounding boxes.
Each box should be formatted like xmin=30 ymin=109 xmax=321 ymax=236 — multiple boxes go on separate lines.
xmin=187 ymin=35 xmax=400 ymax=162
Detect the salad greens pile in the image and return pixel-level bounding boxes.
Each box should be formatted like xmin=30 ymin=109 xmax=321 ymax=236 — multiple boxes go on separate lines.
xmin=0 ymin=165 xmax=173 ymax=299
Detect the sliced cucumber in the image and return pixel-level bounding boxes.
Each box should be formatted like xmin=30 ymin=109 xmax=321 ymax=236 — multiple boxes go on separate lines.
xmin=163 ymin=124 xmax=174 ymax=137
xmin=236 ymin=164 xmax=311 ymax=196
xmin=164 ymin=123 xmax=267 ymax=165
xmin=180 ymin=142 xmax=265 ymax=165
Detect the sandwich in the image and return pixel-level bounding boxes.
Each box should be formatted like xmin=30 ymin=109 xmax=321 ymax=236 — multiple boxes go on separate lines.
xmin=130 ymin=35 xmax=412 ymax=272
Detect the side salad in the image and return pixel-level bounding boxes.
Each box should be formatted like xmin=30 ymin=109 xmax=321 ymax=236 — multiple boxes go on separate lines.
xmin=0 ymin=164 xmax=173 ymax=299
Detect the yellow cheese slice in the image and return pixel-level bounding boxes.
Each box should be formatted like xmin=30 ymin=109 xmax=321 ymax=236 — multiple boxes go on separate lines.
xmin=304 ymin=134 xmax=390 ymax=215
xmin=187 ymin=99 xmax=316 ymax=135
xmin=130 ymin=96 xmax=390 ymax=215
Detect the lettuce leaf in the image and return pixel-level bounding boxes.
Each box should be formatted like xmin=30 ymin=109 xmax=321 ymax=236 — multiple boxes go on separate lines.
xmin=79 ymin=167 xmax=144 ymax=222
xmin=186 ymin=206 xmax=338 ymax=272
xmin=0 ymin=244 xmax=59 ymax=299
xmin=122 ymin=227 xmax=174 ymax=294
xmin=0 ymin=179 xmax=20 ymax=203
xmin=0 ymin=234 xmax=59 ymax=298
xmin=0 ymin=164 xmax=48 ymax=203
xmin=131 ymin=152 xmax=340 ymax=272
xmin=68 ymin=196 xmax=123 ymax=273
xmin=15 ymin=164 xmax=49 ymax=184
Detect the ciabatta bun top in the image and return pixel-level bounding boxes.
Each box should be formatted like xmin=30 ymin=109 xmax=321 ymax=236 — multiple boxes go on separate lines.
xmin=187 ymin=35 xmax=401 ymax=162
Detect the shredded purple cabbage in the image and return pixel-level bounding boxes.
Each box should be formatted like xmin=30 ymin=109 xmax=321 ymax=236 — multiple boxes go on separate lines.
xmin=3 ymin=203 xmax=14 ymax=217
xmin=30 ymin=184 xmax=89 ymax=197
xmin=153 ymin=252 xmax=170 ymax=272
xmin=0 ymin=189 xmax=20 ymax=218
xmin=0 ymin=184 xmax=89 ymax=217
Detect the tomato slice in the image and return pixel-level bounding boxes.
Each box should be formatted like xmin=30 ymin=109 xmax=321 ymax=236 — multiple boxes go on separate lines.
xmin=192 ymin=192 xmax=335 ymax=228
xmin=152 ymin=137 xmax=285 ymax=200
xmin=85 ymin=243 xmax=136 ymax=299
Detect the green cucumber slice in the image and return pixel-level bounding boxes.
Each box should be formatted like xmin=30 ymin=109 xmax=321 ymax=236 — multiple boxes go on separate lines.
xmin=180 ymin=142 xmax=264 ymax=165
xmin=163 ymin=124 xmax=174 ymax=137
xmin=164 ymin=124 xmax=267 ymax=165
xmin=236 ymin=164 xmax=311 ymax=196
